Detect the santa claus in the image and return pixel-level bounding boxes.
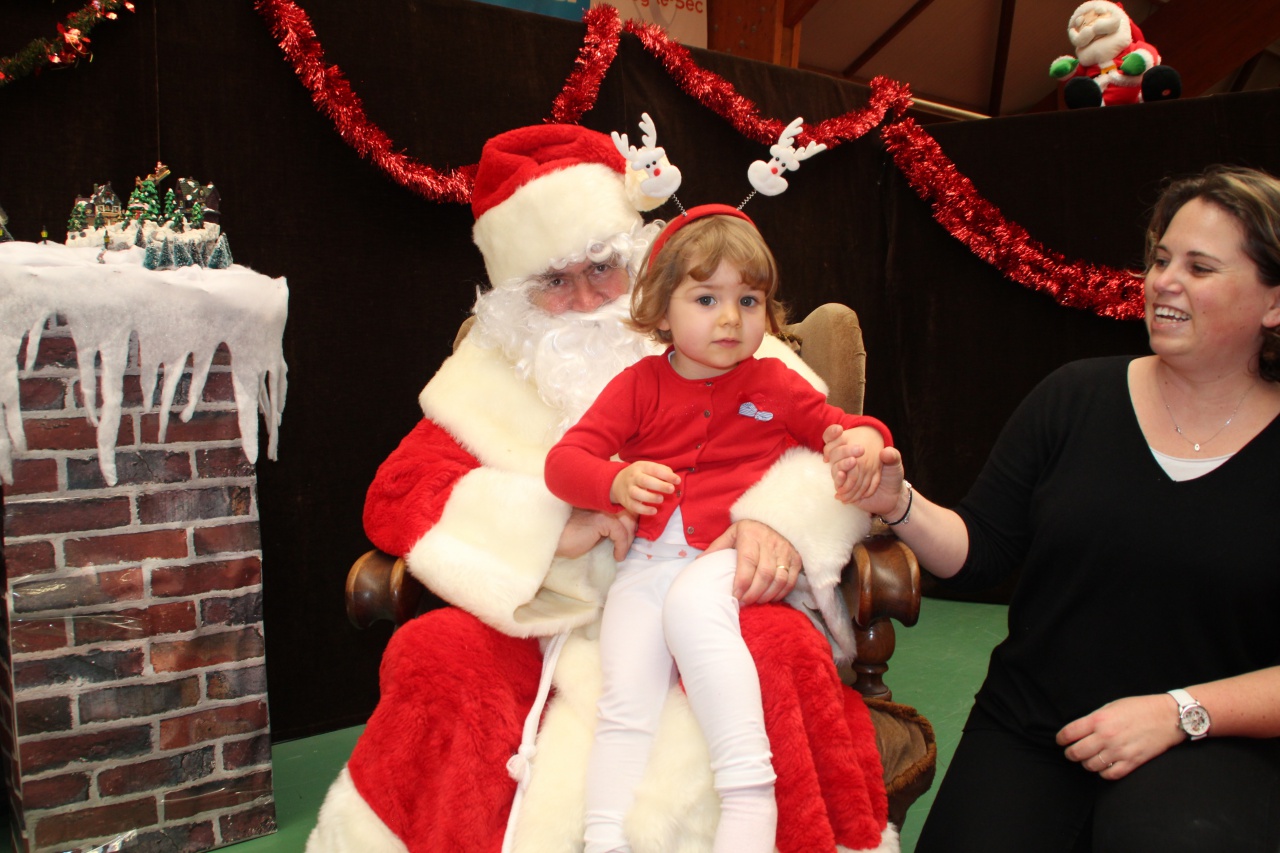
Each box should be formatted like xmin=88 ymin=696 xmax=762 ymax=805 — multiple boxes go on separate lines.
xmin=305 ymin=123 xmax=898 ymax=853
xmin=1049 ymin=0 xmax=1181 ymax=108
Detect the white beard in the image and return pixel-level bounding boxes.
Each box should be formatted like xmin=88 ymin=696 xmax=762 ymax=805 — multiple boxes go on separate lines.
xmin=1069 ymin=5 xmax=1131 ymax=68
xmin=470 ymin=287 xmax=659 ymax=436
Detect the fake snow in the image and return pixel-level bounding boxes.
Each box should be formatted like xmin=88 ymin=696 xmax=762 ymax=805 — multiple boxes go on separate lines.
xmin=0 ymin=241 xmax=288 ymax=486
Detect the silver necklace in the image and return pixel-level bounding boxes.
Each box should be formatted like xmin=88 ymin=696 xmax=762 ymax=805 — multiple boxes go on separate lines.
xmin=1158 ymin=380 xmax=1253 ymax=452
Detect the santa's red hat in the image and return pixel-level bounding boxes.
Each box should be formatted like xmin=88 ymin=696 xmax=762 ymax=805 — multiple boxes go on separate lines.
xmin=471 ymin=124 xmax=663 ymax=286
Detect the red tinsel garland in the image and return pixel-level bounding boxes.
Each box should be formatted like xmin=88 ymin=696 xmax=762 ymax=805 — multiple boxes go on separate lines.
xmin=253 ymin=0 xmax=476 ymax=203
xmin=882 ymin=118 xmax=1145 ymax=320
xmin=550 ymin=5 xmax=621 ymax=124
xmin=621 ymin=17 xmax=911 ymax=148
xmin=254 ymin=0 xmax=1141 ymax=320
xmin=254 ymin=1 xmax=901 ymax=202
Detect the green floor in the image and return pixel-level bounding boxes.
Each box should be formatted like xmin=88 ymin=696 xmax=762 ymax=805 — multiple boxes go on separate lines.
xmin=4 ymin=596 xmax=1007 ymax=852
xmin=886 ymin=595 xmax=1007 ymax=851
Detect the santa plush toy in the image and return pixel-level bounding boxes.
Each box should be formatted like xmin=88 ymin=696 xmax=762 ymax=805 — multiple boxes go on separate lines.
xmin=1049 ymin=0 xmax=1181 ymax=108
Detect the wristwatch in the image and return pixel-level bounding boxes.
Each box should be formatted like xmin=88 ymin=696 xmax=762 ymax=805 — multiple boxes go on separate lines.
xmin=1167 ymin=688 xmax=1210 ymax=740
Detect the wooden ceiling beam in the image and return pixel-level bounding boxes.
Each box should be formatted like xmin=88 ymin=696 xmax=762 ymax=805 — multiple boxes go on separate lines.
xmin=1141 ymin=1 xmax=1280 ymax=98
xmin=842 ymin=0 xmax=938 ymax=78
xmin=1229 ymin=52 xmax=1264 ymax=94
xmin=783 ymin=0 xmax=822 ymax=30
xmin=987 ymin=0 xmax=1017 ymax=116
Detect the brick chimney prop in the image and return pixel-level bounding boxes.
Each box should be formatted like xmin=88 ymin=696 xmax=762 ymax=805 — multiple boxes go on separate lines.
xmin=0 ymin=239 xmax=287 ymax=853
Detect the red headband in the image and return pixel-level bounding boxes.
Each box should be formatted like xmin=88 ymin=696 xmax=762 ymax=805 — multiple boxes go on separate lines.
xmin=646 ymin=204 xmax=756 ymax=270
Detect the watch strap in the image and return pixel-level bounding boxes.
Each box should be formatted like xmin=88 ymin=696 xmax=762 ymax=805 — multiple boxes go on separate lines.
xmin=1167 ymin=688 xmax=1209 ymax=740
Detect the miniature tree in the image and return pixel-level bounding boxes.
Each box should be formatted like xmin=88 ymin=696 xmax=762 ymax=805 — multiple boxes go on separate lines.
xmin=162 ymin=186 xmax=180 ymax=225
xmin=158 ymin=237 xmax=175 ymax=269
xmin=127 ymin=179 xmax=161 ymax=222
xmin=67 ymin=201 xmax=89 ymax=233
xmin=208 ymin=235 xmax=233 ymax=269
xmin=172 ymin=240 xmax=193 ymax=268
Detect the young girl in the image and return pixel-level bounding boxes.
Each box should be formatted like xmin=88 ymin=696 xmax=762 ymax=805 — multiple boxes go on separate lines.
xmin=543 ymin=204 xmax=892 ymax=853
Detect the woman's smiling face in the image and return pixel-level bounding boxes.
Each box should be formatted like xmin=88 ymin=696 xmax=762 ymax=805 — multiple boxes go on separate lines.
xmin=1145 ymin=197 xmax=1280 ymax=372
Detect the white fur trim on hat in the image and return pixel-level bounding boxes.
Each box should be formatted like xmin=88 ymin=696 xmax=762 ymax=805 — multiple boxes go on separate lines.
xmin=473 ymin=162 xmax=645 ymax=287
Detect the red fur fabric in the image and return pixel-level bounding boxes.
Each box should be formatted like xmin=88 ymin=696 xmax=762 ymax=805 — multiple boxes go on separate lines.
xmin=348 ymin=605 xmax=887 ymax=852
xmin=363 ymin=419 xmax=480 ymax=557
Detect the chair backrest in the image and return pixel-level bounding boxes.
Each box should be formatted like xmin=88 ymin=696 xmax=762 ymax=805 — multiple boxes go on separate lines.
xmin=781 ymin=302 xmax=866 ymax=415
xmin=452 ymin=302 xmax=867 ymax=413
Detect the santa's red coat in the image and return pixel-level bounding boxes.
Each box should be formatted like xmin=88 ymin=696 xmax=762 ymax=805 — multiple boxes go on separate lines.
xmin=310 ymin=335 xmax=894 ymax=852
xmin=347 ymin=605 xmax=890 ymax=852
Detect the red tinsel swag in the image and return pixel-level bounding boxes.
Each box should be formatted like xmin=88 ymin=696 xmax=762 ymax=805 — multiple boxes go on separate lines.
xmin=254 ymin=0 xmax=476 ymax=203
xmin=881 ymin=118 xmax=1145 ymax=320
xmin=255 ymin=0 xmax=1144 ymax=322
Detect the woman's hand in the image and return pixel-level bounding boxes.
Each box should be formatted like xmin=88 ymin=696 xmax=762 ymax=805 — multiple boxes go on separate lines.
xmin=555 ymin=507 xmax=637 ymax=562
xmin=704 ymin=519 xmax=802 ymax=605
xmin=1057 ymin=694 xmax=1186 ymax=780
xmin=858 ymin=447 xmax=907 ymax=519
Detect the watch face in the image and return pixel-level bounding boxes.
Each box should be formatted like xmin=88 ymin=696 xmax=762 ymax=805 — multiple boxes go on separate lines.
xmin=1181 ymin=706 xmax=1211 ymax=737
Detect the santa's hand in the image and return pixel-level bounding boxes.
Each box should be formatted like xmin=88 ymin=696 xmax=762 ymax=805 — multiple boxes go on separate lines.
xmin=1120 ymin=53 xmax=1148 ymax=76
xmin=705 ymin=519 xmax=801 ymax=605
xmin=610 ymin=461 xmax=679 ymax=517
xmin=1056 ymin=694 xmax=1185 ymax=781
xmin=556 ymin=507 xmax=637 ymax=562
xmin=1050 ymin=55 xmax=1079 ymax=78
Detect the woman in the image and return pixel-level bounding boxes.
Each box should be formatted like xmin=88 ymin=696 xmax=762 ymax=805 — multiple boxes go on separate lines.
xmin=837 ymin=164 xmax=1280 ymax=851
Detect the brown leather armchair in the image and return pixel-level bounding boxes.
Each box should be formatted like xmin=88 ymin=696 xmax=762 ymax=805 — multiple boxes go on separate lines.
xmin=345 ymin=303 xmax=935 ymax=826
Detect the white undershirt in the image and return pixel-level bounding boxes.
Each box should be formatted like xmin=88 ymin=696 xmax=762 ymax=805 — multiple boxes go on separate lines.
xmin=1149 ymin=446 xmax=1232 ymax=481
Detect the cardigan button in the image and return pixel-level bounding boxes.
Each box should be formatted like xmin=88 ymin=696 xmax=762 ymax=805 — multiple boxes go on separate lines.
xmin=686 ymin=526 xmax=695 ymax=535
xmin=703 ymin=410 xmax=711 ymax=417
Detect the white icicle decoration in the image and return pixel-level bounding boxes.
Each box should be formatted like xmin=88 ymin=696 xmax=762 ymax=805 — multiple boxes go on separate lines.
xmin=0 ymin=242 xmax=288 ymax=486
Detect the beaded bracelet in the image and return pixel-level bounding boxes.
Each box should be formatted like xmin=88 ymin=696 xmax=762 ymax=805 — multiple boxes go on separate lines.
xmin=879 ymin=481 xmax=913 ymax=526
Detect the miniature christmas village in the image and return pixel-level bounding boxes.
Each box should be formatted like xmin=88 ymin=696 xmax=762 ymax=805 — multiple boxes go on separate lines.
xmin=65 ymin=162 xmax=233 ymax=270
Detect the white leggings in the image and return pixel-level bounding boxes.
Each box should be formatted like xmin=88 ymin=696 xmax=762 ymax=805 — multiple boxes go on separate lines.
xmin=583 ymin=511 xmax=777 ymax=853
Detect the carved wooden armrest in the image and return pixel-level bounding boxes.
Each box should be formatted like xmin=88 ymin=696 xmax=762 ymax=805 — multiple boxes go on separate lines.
xmin=348 ymin=535 xmax=921 ymax=701
xmin=841 ymin=535 xmax=921 ymax=702
xmin=346 ymin=550 xmax=423 ymax=629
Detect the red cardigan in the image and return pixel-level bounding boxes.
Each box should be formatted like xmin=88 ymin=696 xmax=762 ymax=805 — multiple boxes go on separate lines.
xmin=545 ymin=352 xmax=891 ymax=548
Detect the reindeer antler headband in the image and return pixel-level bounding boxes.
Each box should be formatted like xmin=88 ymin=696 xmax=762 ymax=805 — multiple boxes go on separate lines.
xmin=613 ymin=112 xmax=827 ymax=270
